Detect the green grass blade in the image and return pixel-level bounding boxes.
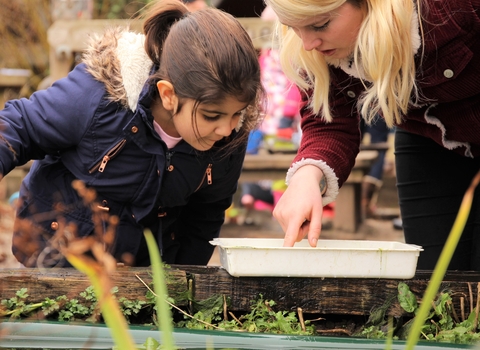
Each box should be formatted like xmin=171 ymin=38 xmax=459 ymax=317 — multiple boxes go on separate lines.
xmin=144 ymin=229 xmax=175 ymax=350
xmin=66 ymin=254 xmax=137 ymax=350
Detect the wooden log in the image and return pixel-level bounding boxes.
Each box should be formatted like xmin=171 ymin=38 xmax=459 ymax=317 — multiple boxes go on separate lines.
xmin=0 ymin=267 xmax=189 ymax=306
xmin=1 ymin=266 xmax=480 ymax=318
xmin=188 ymin=267 xmax=480 ymax=317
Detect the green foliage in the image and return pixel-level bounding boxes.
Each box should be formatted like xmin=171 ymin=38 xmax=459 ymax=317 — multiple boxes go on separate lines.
xmin=1 ymin=289 xmax=315 ymax=337
xmin=399 ymin=283 xmax=480 ymax=344
xmin=175 ymin=294 xmax=316 ymax=335
xmin=7 ymin=284 xmax=480 ymax=345
xmin=398 ymin=282 xmax=418 ymax=314
xmin=93 ymin=0 xmax=152 ymax=20
xmin=41 ymin=296 xmax=66 ymax=317
xmin=177 ymin=294 xmax=228 ymax=330
xmin=354 ymin=282 xmax=480 ymax=345
xmin=0 ymin=288 xmax=43 ymax=318
xmin=239 ymin=296 xmax=315 ymax=335
xmin=1 ymin=286 xmax=149 ymax=324
xmin=119 ymin=297 xmax=147 ymax=318
xmin=58 ymin=298 xmax=90 ymax=321
xmin=361 ymin=325 xmax=389 ymax=340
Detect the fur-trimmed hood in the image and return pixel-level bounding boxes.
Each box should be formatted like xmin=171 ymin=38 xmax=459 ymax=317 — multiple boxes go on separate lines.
xmin=83 ymin=27 xmax=153 ymax=112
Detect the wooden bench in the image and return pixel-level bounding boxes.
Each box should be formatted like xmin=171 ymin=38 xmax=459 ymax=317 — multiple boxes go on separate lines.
xmin=240 ymin=150 xmax=378 ymax=232
xmin=333 ymin=154 xmax=375 ymax=232
xmin=46 ymin=18 xmax=276 ymax=82
xmin=361 ymin=141 xmax=389 ymax=150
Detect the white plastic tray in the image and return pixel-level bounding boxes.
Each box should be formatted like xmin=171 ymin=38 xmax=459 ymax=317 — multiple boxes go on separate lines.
xmin=210 ymin=238 xmax=423 ymax=279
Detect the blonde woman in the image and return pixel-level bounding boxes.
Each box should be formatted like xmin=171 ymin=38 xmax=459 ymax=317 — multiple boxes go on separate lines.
xmin=266 ymin=0 xmax=480 ymax=270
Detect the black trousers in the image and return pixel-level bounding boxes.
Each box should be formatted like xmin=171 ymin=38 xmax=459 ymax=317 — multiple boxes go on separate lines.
xmin=395 ymin=128 xmax=480 ymax=270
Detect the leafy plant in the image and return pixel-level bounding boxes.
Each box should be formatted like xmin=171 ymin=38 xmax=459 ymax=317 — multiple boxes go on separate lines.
xmin=65 ymin=252 xmax=137 ymax=350
xmin=236 ymin=295 xmax=315 ymax=335
xmin=397 ymin=282 xmax=480 ymax=344
xmin=176 ymin=294 xmax=228 ymax=330
xmin=0 ymin=288 xmax=43 ymax=318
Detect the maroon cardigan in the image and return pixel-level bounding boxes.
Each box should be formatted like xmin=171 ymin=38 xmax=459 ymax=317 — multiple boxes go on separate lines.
xmin=294 ymin=0 xmax=480 ymax=189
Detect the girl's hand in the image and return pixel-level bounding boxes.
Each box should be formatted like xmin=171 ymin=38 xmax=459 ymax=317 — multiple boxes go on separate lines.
xmin=273 ymin=165 xmax=324 ymax=247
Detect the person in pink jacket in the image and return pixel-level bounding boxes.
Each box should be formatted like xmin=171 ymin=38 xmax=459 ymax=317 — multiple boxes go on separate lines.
xmin=265 ymin=0 xmax=480 ymax=270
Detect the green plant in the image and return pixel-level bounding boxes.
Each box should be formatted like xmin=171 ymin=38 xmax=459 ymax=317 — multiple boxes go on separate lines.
xmin=144 ymin=228 xmax=176 ymax=350
xmin=397 ymin=282 xmax=480 ymax=344
xmin=0 ymin=288 xmax=42 ymax=318
xmin=234 ymin=295 xmax=315 ymax=335
xmin=66 ymin=252 xmax=138 ymax=350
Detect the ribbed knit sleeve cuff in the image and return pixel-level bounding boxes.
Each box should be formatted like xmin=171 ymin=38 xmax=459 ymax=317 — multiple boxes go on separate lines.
xmin=285 ymin=158 xmax=339 ymax=206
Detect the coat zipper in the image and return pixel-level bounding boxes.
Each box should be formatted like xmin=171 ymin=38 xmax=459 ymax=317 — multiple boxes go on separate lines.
xmin=206 ymin=164 xmax=212 ymax=184
xmin=89 ymin=139 xmax=127 ymax=173
xmin=194 ymin=163 xmax=213 ymax=192
xmin=165 ymin=151 xmax=175 ymax=171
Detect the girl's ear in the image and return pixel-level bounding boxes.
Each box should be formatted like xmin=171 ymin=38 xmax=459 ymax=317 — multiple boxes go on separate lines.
xmin=157 ymin=80 xmax=177 ymax=111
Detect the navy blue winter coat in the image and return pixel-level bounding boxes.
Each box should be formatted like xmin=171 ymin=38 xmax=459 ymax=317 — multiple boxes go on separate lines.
xmin=0 ymin=30 xmax=247 ymax=267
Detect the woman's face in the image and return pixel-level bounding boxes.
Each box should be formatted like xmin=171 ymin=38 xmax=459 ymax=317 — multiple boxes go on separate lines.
xmin=174 ymin=96 xmax=247 ymax=151
xmin=278 ymin=2 xmax=365 ymax=60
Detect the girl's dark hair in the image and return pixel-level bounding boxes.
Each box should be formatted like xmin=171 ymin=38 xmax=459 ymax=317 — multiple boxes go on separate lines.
xmin=142 ymin=0 xmax=264 ymax=152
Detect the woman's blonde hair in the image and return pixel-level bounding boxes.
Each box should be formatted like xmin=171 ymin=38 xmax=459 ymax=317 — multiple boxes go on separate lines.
xmin=266 ymin=0 xmax=421 ymax=127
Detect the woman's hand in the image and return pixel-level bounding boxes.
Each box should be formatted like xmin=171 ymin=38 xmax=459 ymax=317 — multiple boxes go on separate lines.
xmin=273 ymin=165 xmax=325 ymax=247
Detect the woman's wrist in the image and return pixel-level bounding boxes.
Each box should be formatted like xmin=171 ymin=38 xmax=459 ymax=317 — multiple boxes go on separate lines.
xmin=292 ymin=164 xmax=327 ymax=195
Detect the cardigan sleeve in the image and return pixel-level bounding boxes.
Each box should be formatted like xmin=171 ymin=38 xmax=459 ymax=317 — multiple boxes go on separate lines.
xmin=288 ymin=68 xmax=364 ymax=204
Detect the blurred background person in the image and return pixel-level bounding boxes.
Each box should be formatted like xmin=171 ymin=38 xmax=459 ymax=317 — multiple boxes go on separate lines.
xmin=239 ymin=5 xmax=302 ymax=225
xmin=360 ymin=116 xmax=390 ymax=219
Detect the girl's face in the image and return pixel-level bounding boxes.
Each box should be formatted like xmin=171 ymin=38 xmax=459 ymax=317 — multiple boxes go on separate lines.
xmin=278 ymin=2 xmax=365 ymax=60
xmin=174 ymin=96 xmax=247 ymax=151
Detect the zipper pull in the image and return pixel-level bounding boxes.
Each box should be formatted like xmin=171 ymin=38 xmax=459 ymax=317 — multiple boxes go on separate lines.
xmin=165 ymin=151 xmax=175 ymax=171
xmin=98 ymin=155 xmax=110 ymax=173
xmin=206 ymin=164 xmax=212 ymax=184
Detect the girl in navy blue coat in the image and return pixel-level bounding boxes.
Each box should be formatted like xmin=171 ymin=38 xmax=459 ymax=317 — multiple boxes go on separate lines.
xmin=0 ymin=0 xmax=264 ymax=268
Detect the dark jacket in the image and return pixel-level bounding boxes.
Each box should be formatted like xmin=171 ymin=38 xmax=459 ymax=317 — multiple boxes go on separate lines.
xmin=0 ymin=29 xmax=246 ymax=267
xmin=292 ymin=0 xmax=480 ymax=203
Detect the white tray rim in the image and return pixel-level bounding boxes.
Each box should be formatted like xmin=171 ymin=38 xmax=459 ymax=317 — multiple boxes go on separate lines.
xmin=210 ymin=238 xmax=423 ymax=252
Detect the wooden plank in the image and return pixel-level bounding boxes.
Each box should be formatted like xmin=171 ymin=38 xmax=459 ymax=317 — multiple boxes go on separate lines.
xmin=242 ymin=153 xmax=294 ymax=170
xmin=240 ymin=150 xmax=378 ymax=183
xmin=242 ymin=151 xmax=378 ymax=171
xmin=0 ymin=267 xmax=189 ymax=306
xmin=1 ymin=267 xmax=480 ymax=318
xmin=360 ymin=142 xmax=389 ymax=152
xmin=0 ymin=69 xmax=32 ymax=88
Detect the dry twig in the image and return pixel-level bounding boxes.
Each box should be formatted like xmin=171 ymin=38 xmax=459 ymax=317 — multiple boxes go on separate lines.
xmin=135 ymin=274 xmax=220 ymax=330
